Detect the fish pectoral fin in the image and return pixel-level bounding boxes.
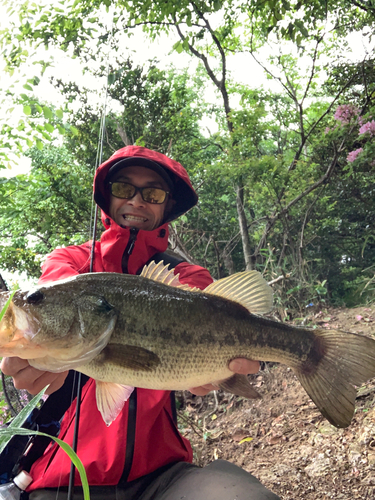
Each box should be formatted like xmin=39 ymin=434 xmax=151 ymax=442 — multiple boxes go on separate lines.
xmin=97 ymin=343 xmax=160 ymax=371
xmin=218 ymin=374 xmax=261 ymax=399
xmin=204 ymin=271 xmax=273 ymax=315
xmin=140 ymin=261 xmax=200 ymax=291
xmin=96 ymin=382 xmax=134 ymax=426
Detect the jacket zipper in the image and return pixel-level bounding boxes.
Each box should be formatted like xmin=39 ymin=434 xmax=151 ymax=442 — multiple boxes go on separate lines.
xmin=119 ymin=228 xmax=139 ymax=483
xmin=121 ymin=228 xmax=138 ymax=274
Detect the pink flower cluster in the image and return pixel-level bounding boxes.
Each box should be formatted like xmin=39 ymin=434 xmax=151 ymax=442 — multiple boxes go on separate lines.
xmin=359 ymin=120 xmax=375 ymax=137
xmin=347 ymin=148 xmax=363 ymax=163
xmin=331 ymin=105 xmax=374 ymax=163
xmin=334 ymin=104 xmax=360 ymax=124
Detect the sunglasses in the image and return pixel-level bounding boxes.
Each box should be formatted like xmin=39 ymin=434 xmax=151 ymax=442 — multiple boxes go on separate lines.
xmin=109 ymin=181 xmax=169 ymax=204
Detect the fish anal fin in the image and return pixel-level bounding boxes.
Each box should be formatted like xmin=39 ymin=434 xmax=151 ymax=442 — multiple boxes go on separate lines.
xmin=96 ymin=382 xmax=134 ymax=426
xmin=294 ymin=329 xmax=375 ymax=428
xmin=140 ymin=261 xmax=199 ymax=291
xmin=219 ymin=373 xmax=261 ymax=399
xmin=97 ymin=343 xmax=160 ymax=372
xmin=204 ymin=271 xmax=273 ymax=315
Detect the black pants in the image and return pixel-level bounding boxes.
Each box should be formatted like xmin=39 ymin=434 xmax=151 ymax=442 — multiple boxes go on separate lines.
xmin=29 ymin=460 xmax=281 ymax=500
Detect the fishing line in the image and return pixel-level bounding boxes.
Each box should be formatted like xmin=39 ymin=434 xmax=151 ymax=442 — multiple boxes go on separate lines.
xmin=89 ymin=95 xmax=109 ymax=272
xmin=67 ymin=8 xmax=114 ymax=500
xmin=66 ymin=372 xmax=83 ymax=500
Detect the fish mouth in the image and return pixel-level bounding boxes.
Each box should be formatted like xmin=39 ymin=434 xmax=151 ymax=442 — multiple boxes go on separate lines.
xmin=0 ymin=301 xmax=44 ymax=357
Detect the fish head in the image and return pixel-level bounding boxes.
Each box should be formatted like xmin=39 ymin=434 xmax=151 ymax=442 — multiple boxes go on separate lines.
xmin=0 ymin=284 xmax=118 ymax=370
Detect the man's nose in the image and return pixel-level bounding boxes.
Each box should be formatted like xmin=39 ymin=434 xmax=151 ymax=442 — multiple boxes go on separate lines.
xmin=126 ymin=191 xmax=146 ymax=207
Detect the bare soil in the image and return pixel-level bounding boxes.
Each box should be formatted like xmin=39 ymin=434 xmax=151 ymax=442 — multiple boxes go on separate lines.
xmin=178 ymin=306 xmax=375 ymax=500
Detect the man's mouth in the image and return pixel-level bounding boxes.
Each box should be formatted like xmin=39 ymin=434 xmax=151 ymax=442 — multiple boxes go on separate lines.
xmin=122 ymin=214 xmax=147 ymax=222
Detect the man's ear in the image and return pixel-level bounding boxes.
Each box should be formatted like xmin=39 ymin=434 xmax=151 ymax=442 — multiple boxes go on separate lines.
xmin=164 ymin=197 xmax=176 ymax=219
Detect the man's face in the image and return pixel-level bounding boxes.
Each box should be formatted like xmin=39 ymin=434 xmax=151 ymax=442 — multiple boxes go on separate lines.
xmin=108 ymin=166 xmax=169 ymax=231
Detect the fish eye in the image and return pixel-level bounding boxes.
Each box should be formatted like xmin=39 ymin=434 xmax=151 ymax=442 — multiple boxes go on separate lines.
xmin=26 ymin=290 xmax=45 ymax=305
xmin=95 ymin=297 xmax=114 ymax=313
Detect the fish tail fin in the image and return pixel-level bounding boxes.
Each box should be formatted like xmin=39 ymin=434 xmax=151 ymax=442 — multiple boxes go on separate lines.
xmin=294 ymin=329 xmax=375 ymax=428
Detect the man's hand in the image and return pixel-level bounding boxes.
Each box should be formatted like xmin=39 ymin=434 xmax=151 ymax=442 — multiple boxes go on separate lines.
xmin=189 ymin=358 xmax=260 ymax=396
xmin=0 ymin=357 xmax=69 ymax=395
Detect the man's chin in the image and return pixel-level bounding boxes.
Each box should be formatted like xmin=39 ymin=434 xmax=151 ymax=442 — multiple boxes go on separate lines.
xmin=118 ymin=220 xmax=154 ymax=231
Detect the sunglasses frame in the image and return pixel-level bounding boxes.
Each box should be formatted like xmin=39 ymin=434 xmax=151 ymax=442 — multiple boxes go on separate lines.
xmin=109 ymin=181 xmax=169 ymax=205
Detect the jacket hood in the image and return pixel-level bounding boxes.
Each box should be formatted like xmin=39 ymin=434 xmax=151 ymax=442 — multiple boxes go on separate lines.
xmin=94 ymin=146 xmax=198 ymax=227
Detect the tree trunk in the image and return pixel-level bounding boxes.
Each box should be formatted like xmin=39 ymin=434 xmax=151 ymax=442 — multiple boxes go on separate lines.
xmin=168 ymin=226 xmax=200 ymax=265
xmin=236 ymin=182 xmax=252 ymax=270
xmin=222 ymin=242 xmax=235 ymax=276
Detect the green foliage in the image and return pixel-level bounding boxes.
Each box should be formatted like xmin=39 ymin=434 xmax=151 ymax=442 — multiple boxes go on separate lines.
xmin=1 ymin=0 xmax=375 ymax=310
xmin=0 ymin=78 xmax=80 ymax=169
xmin=0 ymin=145 xmax=93 ymax=277
xmin=56 ymin=58 xmax=209 ymax=168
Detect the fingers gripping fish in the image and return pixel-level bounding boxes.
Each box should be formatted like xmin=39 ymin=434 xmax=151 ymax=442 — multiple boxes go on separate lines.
xmin=0 ymin=262 xmax=375 ymax=429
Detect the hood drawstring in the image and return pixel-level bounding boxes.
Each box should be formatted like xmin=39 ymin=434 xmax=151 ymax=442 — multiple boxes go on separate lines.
xmin=121 ymin=228 xmax=139 ymax=274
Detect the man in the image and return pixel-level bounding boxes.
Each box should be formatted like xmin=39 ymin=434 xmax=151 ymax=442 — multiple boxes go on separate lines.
xmin=1 ymin=146 xmax=280 ymax=500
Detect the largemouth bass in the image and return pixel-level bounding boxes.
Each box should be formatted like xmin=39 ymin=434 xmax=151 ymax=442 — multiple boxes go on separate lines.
xmin=0 ymin=262 xmax=374 ymax=428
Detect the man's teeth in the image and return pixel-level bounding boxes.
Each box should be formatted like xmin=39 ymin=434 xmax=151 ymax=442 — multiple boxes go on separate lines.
xmin=123 ymin=215 xmax=147 ymax=222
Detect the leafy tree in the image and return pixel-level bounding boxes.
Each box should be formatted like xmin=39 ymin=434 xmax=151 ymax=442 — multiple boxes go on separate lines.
xmin=0 ymin=57 xmax=215 ymax=277
xmin=57 ymin=57 xmax=210 ymax=173
xmin=1 ymin=0 xmax=375 ymax=309
xmin=0 ymin=145 xmax=93 ymax=277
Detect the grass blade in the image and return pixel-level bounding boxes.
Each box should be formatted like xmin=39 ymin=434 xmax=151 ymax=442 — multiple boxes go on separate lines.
xmin=0 ymin=428 xmax=89 ymax=500
xmin=0 ymin=289 xmax=16 ymax=322
xmin=0 ymin=386 xmax=48 ymax=454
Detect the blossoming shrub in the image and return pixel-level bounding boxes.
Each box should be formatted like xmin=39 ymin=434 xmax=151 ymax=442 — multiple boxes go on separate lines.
xmin=329 ymin=105 xmax=375 ymax=165
xmin=359 ymin=120 xmax=375 ymax=137
xmin=334 ymin=104 xmax=360 ymax=125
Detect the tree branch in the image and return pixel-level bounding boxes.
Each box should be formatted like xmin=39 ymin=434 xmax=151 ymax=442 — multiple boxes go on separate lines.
xmin=301 ymin=35 xmax=324 ymax=107
xmin=253 ymin=134 xmax=348 ymax=258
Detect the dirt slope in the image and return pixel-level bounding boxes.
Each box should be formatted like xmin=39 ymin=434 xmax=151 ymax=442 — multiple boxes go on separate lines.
xmin=178 ymin=306 xmax=375 ymax=500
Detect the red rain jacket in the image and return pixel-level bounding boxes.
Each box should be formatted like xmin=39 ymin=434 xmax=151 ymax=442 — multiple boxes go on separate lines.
xmin=28 ymin=146 xmax=213 ymax=489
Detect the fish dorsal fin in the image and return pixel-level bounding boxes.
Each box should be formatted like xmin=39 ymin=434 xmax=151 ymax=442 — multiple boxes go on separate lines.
xmin=204 ymin=271 xmax=273 ymax=315
xmin=141 ymin=262 xmax=273 ymax=314
xmin=140 ymin=261 xmax=199 ymax=291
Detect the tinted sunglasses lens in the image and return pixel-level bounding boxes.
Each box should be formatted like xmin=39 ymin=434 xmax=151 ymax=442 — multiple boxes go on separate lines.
xmin=142 ymin=187 xmax=167 ymax=204
xmin=111 ymin=182 xmax=135 ymax=199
